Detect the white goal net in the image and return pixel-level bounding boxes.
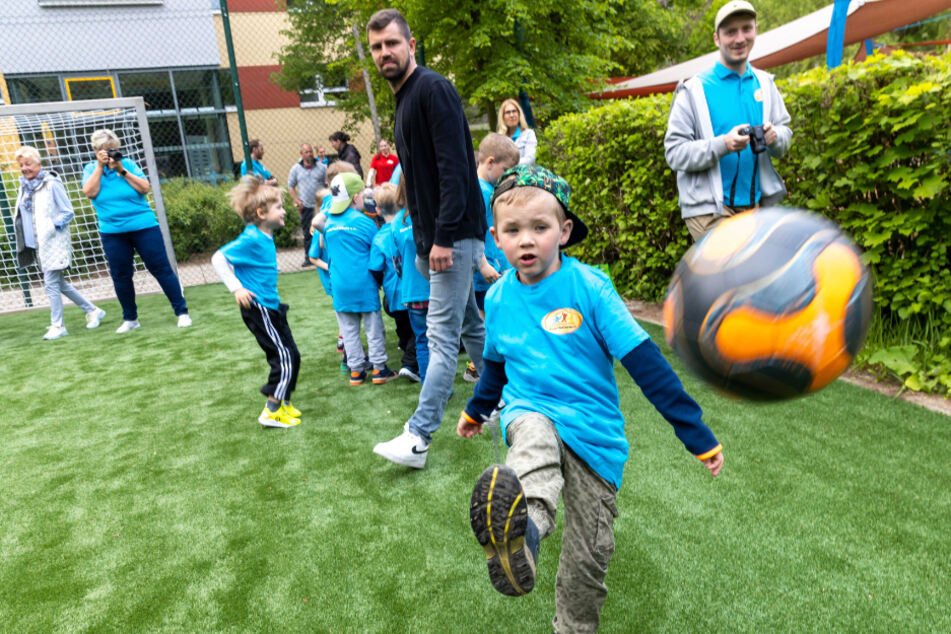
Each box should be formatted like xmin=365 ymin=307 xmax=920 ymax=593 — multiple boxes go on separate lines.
xmin=0 ymin=97 xmax=177 ymax=315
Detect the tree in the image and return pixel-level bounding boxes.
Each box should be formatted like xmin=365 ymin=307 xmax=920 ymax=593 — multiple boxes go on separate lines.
xmin=274 ymin=0 xmax=628 ymax=136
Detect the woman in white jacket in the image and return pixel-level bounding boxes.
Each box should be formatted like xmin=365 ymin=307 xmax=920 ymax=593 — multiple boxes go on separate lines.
xmin=14 ymin=146 xmax=106 ymax=339
xmin=497 ymin=98 xmax=537 ymax=166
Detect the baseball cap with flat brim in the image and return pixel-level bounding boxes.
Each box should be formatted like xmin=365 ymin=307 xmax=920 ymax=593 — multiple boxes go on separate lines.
xmin=714 ymin=0 xmax=757 ymax=31
xmin=327 ymin=172 xmax=365 ymax=215
xmin=490 ymin=165 xmax=588 ymax=248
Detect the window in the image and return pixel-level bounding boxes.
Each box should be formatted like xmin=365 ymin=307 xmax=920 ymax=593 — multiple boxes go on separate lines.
xmin=6 ymin=76 xmax=63 ymax=104
xmin=38 ymin=1 xmax=163 ymax=6
xmin=64 ymin=76 xmax=116 ymax=101
xmin=117 ymin=71 xmax=175 ymax=112
xmin=299 ymin=70 xmax=348 ymax=108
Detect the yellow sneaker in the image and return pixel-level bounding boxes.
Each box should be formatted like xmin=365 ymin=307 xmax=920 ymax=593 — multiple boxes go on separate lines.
xmin=258 ymin=407 xmax=301 ymax=428
xmin=281 ymin=401 xmax=302 ymax=418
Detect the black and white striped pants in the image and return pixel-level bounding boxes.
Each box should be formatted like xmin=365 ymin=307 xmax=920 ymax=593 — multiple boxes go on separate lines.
xmin=241 ymin=302 xmax=301 ymax=401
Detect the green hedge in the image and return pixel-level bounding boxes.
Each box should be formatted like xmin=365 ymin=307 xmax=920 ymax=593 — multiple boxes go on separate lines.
xmin=162 ymin=178 xmax=301 ymax=262
xmin=539 ymin=51 xmax=951 ymax=393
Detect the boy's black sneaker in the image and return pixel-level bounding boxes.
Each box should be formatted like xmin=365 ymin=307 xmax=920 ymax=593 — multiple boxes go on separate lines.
xmin=349 ymin=370 xmax=366 ymax=386
xmin=469 ymin=464 xmax=538 ymax=596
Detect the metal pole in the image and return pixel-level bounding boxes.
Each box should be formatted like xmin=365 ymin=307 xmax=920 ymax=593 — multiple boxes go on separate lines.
xmin=219 ymin=0 xmax=252 ymax=176
xmin=352 ymin=25 xmax=381 ymax=147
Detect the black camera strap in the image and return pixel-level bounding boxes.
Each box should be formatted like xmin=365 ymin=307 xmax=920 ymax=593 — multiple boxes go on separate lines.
xmin=727 ymin=149 xmax=759 ymax=209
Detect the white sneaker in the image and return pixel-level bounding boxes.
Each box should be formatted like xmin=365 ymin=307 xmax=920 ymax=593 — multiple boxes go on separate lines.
xmin=177 ymin=314 xmax=192 ymax=328
xmin=116 ymin=319 xmax=140 ymax=334
xmin=43 ymin=324 xmax=68 ymax=340
xmin=398 ymin=366 xmax=421 ymax=383
xmin=373 ymin=429 xmax=430 ymax=469
xmin=85 ymin=308 xmax=107 ymax=329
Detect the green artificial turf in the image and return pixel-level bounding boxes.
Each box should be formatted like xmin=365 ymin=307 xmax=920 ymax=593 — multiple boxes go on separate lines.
xmin=1 ymin=271 xmax=949 ymax=632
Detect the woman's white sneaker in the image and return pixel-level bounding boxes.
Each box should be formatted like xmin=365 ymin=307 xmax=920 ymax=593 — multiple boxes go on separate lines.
xmin=116 ymin=319 xmax=140 ymax=334
xmin=177 ymin=314 xmax=192 ymax=328
xmin=85 ymin=308 xmax=107 ymax=329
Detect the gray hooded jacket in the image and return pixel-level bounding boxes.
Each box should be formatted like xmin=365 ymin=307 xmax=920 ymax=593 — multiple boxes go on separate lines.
xmin=664 ymin=66 xmax=792 ymax=219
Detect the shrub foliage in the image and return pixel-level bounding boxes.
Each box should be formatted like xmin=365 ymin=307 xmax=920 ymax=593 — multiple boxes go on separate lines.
xmin=540 ymin=51 xmax=951 ymax=393
xmin=162 ymin=178 xmax=301 ymax=262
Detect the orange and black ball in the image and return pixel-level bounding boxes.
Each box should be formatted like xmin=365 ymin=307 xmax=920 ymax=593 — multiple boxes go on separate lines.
xmin=663 ymin=208 xmax=872 ymax=401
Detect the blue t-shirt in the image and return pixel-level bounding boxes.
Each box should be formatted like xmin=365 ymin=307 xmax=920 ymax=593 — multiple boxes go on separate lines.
xmin=474 ymin=178 xmax=510 ymax=292
xmin=240 ymin=159 xmax=273 ymax=181
xmin=699 ymin=61 xmax=763 ymax=207
xmin=389 ymin=163 xmax=403 ymax=185
xmin=369 ymin=222 xmax=402 ymax=310
xmin=219 ymin=224 xmax=280 ymax=310
xmin=324 ymin=207 xmax=380 ymax=313
xmin=81 ymin=158 xmax=159 ymax=234
xmin=308 ymin=194 xmax=334 ymax=296
xmin=391 ymin=209 xmax=429 ymax=305
xmin=484 ymin=256 xmax=650 ymax=489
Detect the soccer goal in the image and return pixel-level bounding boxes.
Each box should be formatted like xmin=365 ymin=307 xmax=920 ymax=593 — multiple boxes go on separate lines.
xmin=0 ymin=97 xmax=177 ymax=315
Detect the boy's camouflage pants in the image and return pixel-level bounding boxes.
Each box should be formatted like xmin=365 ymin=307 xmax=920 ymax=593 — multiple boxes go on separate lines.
xmin=505 ymin=412 xmax=619 ymax=634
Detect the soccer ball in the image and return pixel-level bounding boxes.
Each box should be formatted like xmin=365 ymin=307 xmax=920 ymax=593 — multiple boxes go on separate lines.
xmin=663 ymin=208 xmax=872 ymax=401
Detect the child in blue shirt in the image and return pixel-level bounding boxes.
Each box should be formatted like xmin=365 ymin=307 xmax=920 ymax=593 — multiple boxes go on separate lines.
xmin=212 ymin=176 xmax=302 ymax=428
xmin=463 ymin=133 xmax=521 ymax=383
xmin=457 ymin=166 xmax=724 ymax=632
xmin=369 ymin=183 xmax=419 ymax=382
xmin=391 ymin=199 xmax=431 ymax=380
xmin=324 ymin=172 xmax=397 ymax=386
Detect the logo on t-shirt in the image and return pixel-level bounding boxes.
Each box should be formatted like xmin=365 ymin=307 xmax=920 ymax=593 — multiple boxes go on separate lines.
xmin=542 ymin=308 xmax=583 ymax=335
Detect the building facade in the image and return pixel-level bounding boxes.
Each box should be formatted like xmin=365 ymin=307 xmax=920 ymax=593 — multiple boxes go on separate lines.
xmin=0 ymin=0 xmax=374 ymax=185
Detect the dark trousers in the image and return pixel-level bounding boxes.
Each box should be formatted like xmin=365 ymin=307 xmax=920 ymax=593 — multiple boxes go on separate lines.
xmin=100 ymin=225 xmax=188 ymax=321
xmin=240 ymin=302 xmax=301 ymax=401
xmin=300 ymin=206 xmax=315 ymax=261
xmin=384 ymin=298 xmax=417 ymax=373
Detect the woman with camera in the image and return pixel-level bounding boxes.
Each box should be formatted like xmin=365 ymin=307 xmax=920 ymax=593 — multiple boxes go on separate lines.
xmin=81 ymin=128 xmax=190 ymax=333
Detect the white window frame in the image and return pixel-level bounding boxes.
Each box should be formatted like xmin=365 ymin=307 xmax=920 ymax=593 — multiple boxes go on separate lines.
xmin=300 ymin=74 xmax=348 ymax=108
xmin=39 ymin=0 xmax=163 ymax=6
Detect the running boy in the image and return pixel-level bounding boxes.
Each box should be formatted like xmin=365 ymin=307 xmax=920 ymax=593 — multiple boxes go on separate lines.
xmin=323 ymin=172 xmax=397 ymax=386
xmin=212 ymin=176 xmax=302 ymax=428
xmin=457 ymin=165 xmax=724 ymax=633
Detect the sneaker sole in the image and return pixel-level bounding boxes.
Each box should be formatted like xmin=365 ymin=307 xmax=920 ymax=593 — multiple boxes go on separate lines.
xmin=469 ymin=464 xmax=535 ymax=596
xmin=372 ymin=374 xmax=399 ymax=385
xmin=349 ymin=379 xmax=365 ymax=386
xmin=258 ymin=414 xmax=300 ymax=428
xmin=463 ymin=373 xmax=479 ymax=383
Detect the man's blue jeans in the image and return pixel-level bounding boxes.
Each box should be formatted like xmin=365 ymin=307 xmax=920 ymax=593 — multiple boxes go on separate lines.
xmin=406 ymin=238 xmax=485 ymax=443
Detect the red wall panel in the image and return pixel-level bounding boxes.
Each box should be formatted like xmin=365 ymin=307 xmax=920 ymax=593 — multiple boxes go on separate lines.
xmin=237 ymin=65 xmax=300 ymax=110
xmin=224 ymin=0 xmax=286 ymax=13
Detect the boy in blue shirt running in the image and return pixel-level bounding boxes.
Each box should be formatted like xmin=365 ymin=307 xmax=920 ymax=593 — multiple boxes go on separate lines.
xmin=212 ymin=176 xmax=302 ymax=428
xmin=324 ymin=172 xmax=397 ymax=386
xmin=457 ymin=166 xmax=724 ymax=633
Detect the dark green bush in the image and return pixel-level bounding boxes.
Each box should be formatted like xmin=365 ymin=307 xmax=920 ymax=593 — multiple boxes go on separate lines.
xmin=540 ymin=51 xmax=951 ymax=393
xmin=161 ymin=178 xmax=301 ymax=261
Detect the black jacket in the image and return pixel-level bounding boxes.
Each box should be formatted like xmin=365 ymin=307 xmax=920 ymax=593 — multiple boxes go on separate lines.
xmin=338 ymin=144 xmax=363 ymax=179
xmin=394 ymin=67 xmax=486 ymax=257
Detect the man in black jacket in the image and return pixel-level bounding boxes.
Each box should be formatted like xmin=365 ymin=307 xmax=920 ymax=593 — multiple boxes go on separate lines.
xmin=368 ymin=8 xmax=486 ymax=469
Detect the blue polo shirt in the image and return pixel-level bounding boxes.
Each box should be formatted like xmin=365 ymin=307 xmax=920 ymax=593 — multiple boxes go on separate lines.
xmin=484 ymin=256 xmax=650 ymax=489
xmin=474 ymin=178 xmax=510 ymax=293
xmin=81 ymin=159 xmax=158 ymax=234
xmin=324 ymin=207 xmax=380 ymax=313
xmin=369 ymin=222 xmax=402 ymax=309
xmin=391 ymin=209 xmax=430 ymax=305
xmin=240 ymin=159 xmax=273 ymax=181
xmin=308 ymin=194 xmax=333 ymax=296
xmin=219 ymin=224 xmax=280 ymax=310
xmin=699 ymin=61 xmax=763 ymax=207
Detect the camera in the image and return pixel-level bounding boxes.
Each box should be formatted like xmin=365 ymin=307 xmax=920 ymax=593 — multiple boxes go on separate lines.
xmin=740 ymin=125 xmax=767 ymax=154
xmin=107 ymin=148 xmax=123 ymax=162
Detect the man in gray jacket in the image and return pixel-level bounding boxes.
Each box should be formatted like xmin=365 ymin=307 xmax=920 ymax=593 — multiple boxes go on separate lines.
xmin=665 ymin=0 xmax=792 ymax=241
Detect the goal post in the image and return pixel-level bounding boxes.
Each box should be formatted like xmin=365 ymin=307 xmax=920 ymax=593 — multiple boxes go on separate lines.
xmin=0 ymin=96 xmax=179 ymax=315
